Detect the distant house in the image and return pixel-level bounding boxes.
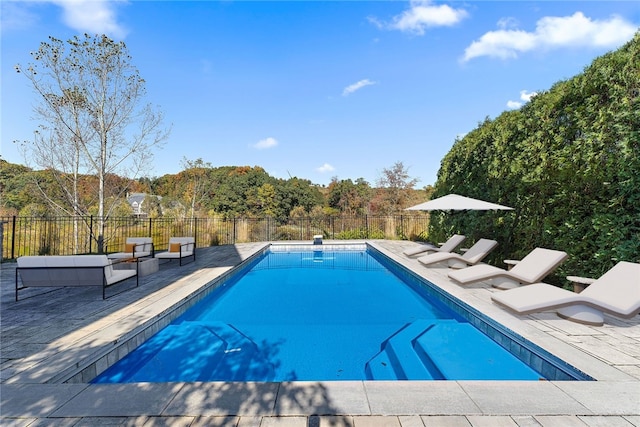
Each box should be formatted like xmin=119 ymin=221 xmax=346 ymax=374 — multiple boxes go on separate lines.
xmin=126 ymin=193 xmax=162 ymax=217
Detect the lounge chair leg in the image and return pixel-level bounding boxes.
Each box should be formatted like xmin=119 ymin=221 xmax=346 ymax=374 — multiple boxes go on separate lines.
xmin=557 ymin=305 xmax=604 ymax=326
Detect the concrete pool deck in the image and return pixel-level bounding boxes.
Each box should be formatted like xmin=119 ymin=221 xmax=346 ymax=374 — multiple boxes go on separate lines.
xmin=1 ymin=240 xmax=639 ymax=426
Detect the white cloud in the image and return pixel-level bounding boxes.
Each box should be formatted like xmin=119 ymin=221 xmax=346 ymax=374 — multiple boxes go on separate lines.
xmin=463 ymin=12 xmax=638 ymax=62
xmin=370 ymin=0 xmax=468 ymax=35
xmin=51 ymin=0 xmax=128 ymax=39
xmin=317 ymin=163 xmax=335 ymax=173
xmin=342 ymin=79 xmax=377 ymax=96
xmin=253 ymin=137 xmax=278 ymax=150
xmin=506 ymin=100 xmax=523 ymax=109
xmin=519 ymin=90 xmax=537 ymax=102
xmin=507 ymin=90 xmax=538 ymax=109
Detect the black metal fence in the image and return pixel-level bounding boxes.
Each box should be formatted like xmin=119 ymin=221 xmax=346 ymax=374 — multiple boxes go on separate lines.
xmin=0 ymin=214 xmax=430 ymax=261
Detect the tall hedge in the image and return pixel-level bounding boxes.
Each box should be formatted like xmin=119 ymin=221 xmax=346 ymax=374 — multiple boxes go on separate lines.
xmin=430 ymin=33 xmax=640 ymax=285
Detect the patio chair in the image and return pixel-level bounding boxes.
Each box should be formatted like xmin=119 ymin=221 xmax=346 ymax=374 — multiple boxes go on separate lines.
xmin=107 ymin=237 xmax=154 ymax=259
xmin=403 ymin=234 xmax=466 ymax=257
xmin=491 ymin=261 xmax=640 ymax=326
xmin=448 ymin=247 xmax=568 ymax=289
xmin=156 ymin=237 xmax=196 ymax=266
xmin=417 ymin=239 xmax=498 ymax=269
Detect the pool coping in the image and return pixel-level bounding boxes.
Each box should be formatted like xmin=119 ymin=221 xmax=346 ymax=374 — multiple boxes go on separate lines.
xmin=1 ymin=241 xmax=639 ymax=421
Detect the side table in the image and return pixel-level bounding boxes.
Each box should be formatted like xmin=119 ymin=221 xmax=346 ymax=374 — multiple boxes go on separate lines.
xmin=567 ymin=275 xmax=596 ymax=293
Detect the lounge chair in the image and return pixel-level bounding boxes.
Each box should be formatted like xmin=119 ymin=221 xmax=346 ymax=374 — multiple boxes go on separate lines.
xmin=491 ymin=261 xmax=640 ymax=326
xmin=403 ymin=234 xmax=466 ymax=257
xmin=156 ymin=237 xmax=196 ymax=266
xmin=107 ymin=237 xmax=154 ymax=260
xmin=448 ymin=247 xmax=568 ymax=289
xmin=417 ymin=239 xmax=498 ymax=269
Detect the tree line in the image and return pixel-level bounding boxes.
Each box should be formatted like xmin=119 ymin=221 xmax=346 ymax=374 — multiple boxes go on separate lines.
xmin=0 ymin=159 xmax=430 ymax=222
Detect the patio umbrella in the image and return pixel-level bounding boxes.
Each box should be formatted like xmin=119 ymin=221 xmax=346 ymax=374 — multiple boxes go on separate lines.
xmin=405 ymin=194 xmax=513 ymax=211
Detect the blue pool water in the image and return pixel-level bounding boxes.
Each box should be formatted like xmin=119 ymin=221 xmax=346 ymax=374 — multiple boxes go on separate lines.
xmin=94 ymin=247 xmax=546 ymax=382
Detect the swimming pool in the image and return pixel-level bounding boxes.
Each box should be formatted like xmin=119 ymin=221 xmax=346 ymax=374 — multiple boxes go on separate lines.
xmin=94 ymin=244 xmax=590 ymax=382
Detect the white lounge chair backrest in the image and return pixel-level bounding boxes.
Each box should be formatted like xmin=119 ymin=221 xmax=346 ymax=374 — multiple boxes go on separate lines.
xmin=582 ymin=261 xmax=640 ymax=315
xmin=438 ymin=234 xmax=466 ymax=253
xmin=462 ymin=239 xmax=498 ymax=264
xmin=510 ymin=248 xmax=568 ymax=283
xmin=403 ymin=234 xmax=466 ymax=257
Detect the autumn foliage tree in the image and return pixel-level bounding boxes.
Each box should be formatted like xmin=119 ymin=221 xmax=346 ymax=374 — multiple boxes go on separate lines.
xmin=374 ymin=161 xmax=419 ymax=214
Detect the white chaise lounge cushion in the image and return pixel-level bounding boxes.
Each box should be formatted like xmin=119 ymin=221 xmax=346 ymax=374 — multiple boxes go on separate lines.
xmin=448 ymin=247 xmax=567 ymax=289
xmin=403 ymin=234 xmax=466 ymax=257
xmin=418 ymin=238 xmax=498 ymax=268
xmin=491 ymin=261 xmax=640 ymax=325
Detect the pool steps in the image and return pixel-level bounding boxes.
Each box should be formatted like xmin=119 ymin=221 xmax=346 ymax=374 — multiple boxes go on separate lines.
xmin=366 ymin=320 xmax=541 ymax=381
xmin=366 ymin=319 xmax=448 ymax=380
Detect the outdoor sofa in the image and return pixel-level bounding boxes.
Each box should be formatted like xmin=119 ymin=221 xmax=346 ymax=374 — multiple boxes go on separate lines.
xmin=15 ymin=254 xmax=138 ymax=300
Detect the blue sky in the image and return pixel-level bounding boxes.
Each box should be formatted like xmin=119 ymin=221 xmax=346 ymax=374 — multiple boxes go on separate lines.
xmin=1 ymin=1 xmax=638 ymax=187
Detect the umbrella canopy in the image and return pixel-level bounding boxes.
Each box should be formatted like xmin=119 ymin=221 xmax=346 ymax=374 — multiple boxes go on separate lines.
xmin=405 ymin=194 xmax=513 ymax=211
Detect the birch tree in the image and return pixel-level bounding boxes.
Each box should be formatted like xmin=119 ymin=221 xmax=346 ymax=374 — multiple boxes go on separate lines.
xmin=181 ymin=157 xmax=212 ymax=231
xmin=15 ymin=34 xmax=170 ymax=252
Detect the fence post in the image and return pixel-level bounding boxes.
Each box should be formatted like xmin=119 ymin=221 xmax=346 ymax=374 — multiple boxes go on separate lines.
xmin=365 ymin=215 xmax=369 ymax=239
xmin=11 ymin=216 xmax=17 ymax=260
xmin=148 ymin=218 xmax=152 ymax=237
xmin=233 ymin=217 xmax=237 ymax=244
xmin=194 ymin=217 xmax=198 ymax=247
xmin=89 ymin=215 xmax=94 ymax=254
xmin=0 ymin=220 xmax=7 ymax=260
